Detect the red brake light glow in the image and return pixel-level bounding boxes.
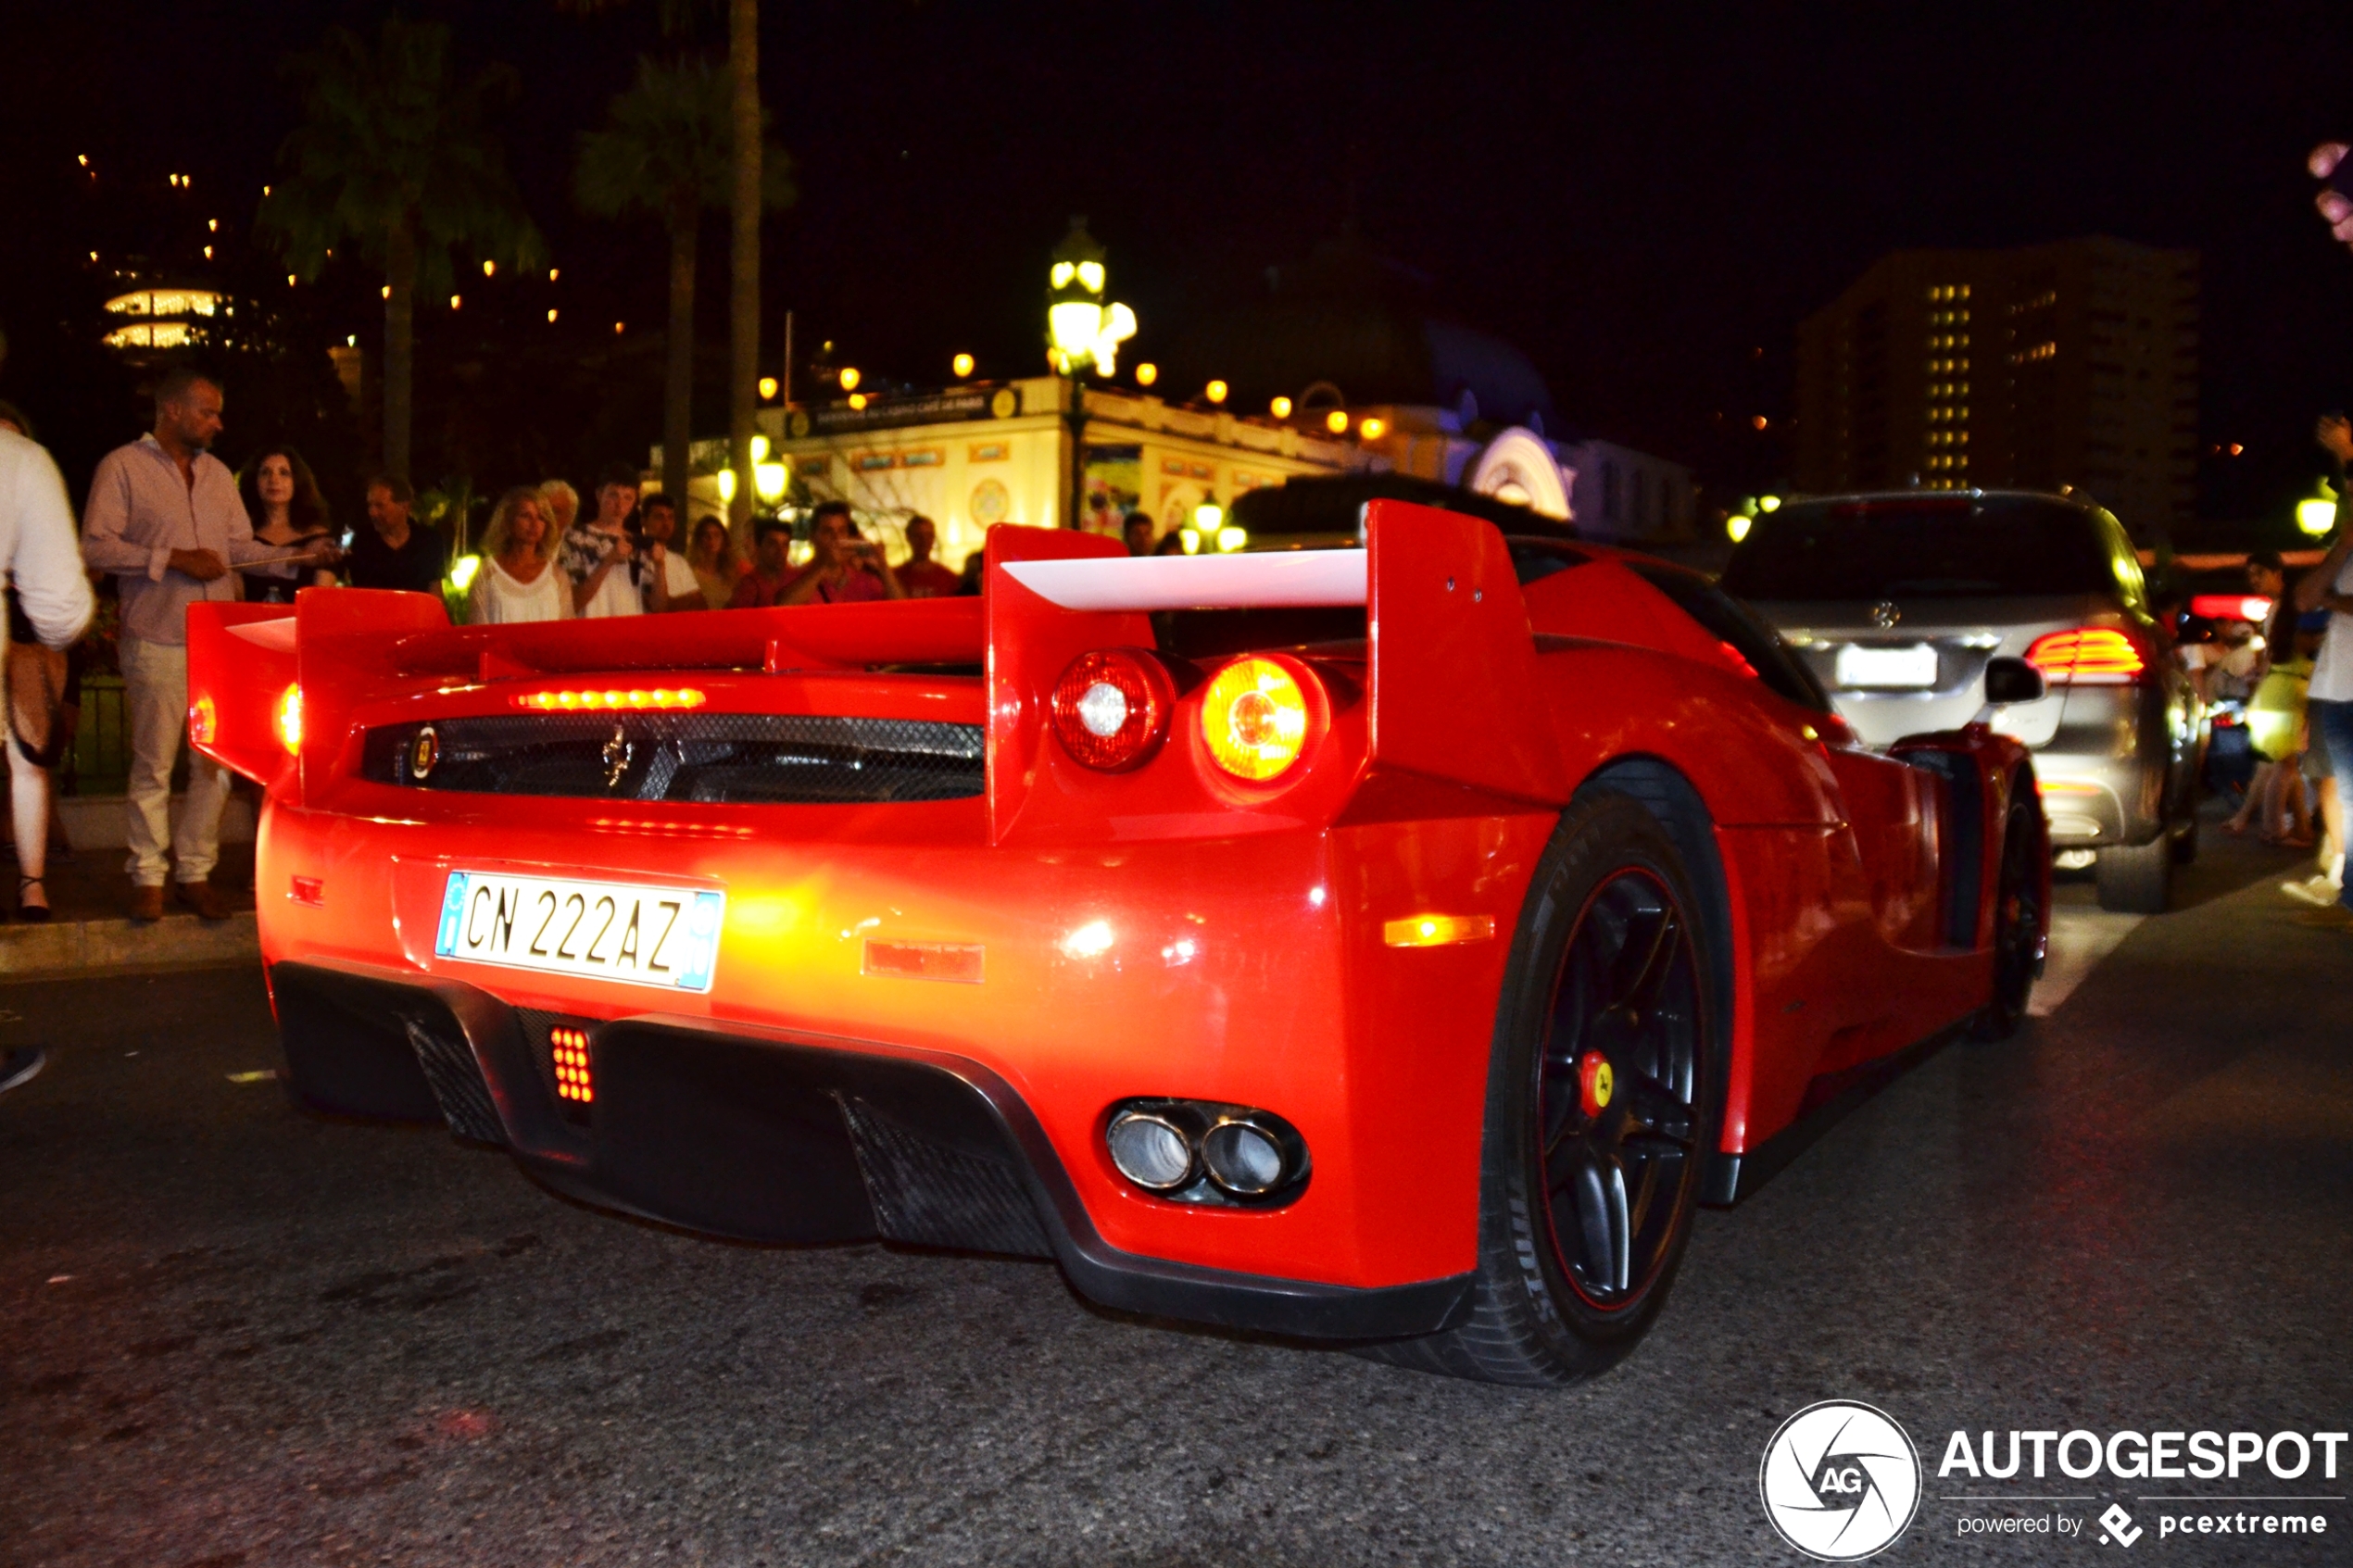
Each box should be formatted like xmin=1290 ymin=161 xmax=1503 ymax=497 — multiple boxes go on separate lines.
xmin=1050 ymin=649 xmax=1175 ymax=771
xmin=550 ymin=1027 xmax=593 ymax=1104
xmin=274 ymin=684 xmax=303 ymax=753
xmin=2024 ymin=627 xmax=2145 ymax=684
xmin=517 ymin=687 xmax=708 ymax=712
xmin=2188 ymin=594 xmax=2271 ymax=624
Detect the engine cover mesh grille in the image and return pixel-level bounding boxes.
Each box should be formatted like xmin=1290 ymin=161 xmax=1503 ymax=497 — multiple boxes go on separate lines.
xmin=360 ymin=712 xmax=983 ymax=805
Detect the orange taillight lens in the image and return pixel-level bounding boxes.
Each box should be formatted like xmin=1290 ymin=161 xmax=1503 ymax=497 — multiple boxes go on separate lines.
xmin=188 ymin=694 xmax=218 ymax=746
xmin=2024 ymin=627 xmax=2145 ymax=684
xmin=1050 ymin=648 xmax=1174 ymax=771
xmin=515 ymin=687 xmax=708 ymax=712
xmin=550 ymin=1026 xmax=593 ymax=1104
xmin=1200 ymin=656 xmax=1315 ymax=782
xmin=274 ymin=684 xmax=303 ymax=753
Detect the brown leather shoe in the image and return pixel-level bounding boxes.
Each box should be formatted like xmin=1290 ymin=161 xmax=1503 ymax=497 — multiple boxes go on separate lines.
xmin=173 ymin=878 xmax=233 ymax=922
xmin=129 ymin=883 xmax=165 ymax=922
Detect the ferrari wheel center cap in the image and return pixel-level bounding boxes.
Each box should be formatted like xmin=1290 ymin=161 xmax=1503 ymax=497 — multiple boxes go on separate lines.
xmin=1579 ymin=1051 xmax=1615 ymax=1117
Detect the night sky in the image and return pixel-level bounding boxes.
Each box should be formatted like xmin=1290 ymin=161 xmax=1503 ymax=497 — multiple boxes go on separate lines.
xmin=7 ymin=1 xmax=2353 ymax=532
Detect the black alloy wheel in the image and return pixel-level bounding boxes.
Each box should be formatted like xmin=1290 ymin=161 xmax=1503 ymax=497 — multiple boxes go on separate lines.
xmin=1534 ymin=869 xmax=1705 ymax=1307
xmin=1356 ymin=789 xmax=1722 ymax=1386
xmin=1970 ymin=792 xmax=2045 ymax=1041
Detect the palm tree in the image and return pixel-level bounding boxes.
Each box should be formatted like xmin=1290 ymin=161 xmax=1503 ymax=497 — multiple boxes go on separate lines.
xmin=259 ymin=18 xmax=544 ymax=484
xmin=727 ymin=0 xmax=762 ymax=533
xmin=576 ymin=57 xmax=792 ymax=516
xmin=560 ymin=0 xmax=765 ymax=528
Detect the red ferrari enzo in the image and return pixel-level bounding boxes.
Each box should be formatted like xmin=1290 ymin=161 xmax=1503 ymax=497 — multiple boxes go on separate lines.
xmin=187 ymin=500 xmax=2046 ymax=1386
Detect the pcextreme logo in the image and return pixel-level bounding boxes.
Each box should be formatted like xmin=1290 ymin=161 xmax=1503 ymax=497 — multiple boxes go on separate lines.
xmin=1759 ymin=1400 xmax=1925 ymax=1561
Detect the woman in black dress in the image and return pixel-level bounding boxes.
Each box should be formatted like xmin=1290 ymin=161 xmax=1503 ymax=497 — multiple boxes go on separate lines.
xmin=236 ymin=446 xmax=339 ymax=604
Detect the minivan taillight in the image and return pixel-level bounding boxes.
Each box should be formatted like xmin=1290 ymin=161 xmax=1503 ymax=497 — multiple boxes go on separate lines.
xmin=2024 ymin=627 xmax=2145 ymax=684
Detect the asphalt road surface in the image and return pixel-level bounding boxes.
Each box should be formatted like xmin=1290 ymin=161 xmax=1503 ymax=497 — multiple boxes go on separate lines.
xmin=6 ymin=828 xmax=2349 ymax=1567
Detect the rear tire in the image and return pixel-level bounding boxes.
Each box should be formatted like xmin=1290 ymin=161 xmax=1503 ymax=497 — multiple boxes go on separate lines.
xmin=2170 ymin=814 xmax=2199 ymax=866
xmin=1357 ymin=791 xmax=1722 ymax=1386
xmin=2095 ymin=832 xmax=2171 ymax=913
xmin=1969 ymin=791 xmax=2044 ymax=1041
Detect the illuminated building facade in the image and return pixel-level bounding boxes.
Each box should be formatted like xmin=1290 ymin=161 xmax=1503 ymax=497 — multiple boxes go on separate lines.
xmin=1793 ymin=237 xmax=2197 ymax=536
xmin=667 ymin=378 xmax=1366 ymax=566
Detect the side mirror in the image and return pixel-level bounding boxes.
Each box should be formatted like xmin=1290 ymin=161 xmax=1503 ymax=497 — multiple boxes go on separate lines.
xmin=1983 ymin=657 xmax=2046 ymax=708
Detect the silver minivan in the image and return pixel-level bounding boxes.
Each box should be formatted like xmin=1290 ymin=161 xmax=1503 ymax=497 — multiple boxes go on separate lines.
xmin=1722 ymin=491 xmax=2200 ymax=912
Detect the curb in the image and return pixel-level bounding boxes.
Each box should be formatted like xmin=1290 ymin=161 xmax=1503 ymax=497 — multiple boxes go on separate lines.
xmin=0 ymin=909 xmax=259 ymax=981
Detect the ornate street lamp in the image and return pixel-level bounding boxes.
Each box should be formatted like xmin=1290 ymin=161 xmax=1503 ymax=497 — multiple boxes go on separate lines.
xmin=1047 ymin=217 xmax=1137 ymax=529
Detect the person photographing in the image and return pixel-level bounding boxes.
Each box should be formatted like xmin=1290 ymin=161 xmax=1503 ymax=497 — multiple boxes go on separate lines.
xmin=778 ymin=500 xmax=906 ymax=606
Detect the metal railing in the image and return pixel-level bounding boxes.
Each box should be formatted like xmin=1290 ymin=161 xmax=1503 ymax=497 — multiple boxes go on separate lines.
xmin=68 ymin=673 xmax=132 ymax=797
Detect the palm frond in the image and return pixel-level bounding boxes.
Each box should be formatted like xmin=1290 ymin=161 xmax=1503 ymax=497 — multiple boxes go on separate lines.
xmin=574 ymin=54 xmax=790 ymax=232
xmin=258 ymin=17 xmax=543 ymax=292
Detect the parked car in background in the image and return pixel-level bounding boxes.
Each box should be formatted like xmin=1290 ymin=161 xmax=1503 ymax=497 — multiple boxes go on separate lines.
xmin=1723 ymin=491 xmax=2199 ymax=912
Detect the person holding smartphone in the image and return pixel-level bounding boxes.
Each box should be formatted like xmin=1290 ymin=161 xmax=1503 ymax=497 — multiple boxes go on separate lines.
xmin=780 ymin=499 xmax=906 ymax=606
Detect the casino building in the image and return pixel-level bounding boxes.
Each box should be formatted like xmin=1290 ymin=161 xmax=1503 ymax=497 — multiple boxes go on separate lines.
xmin=670 ymin=230 xmax=1699 ymax=563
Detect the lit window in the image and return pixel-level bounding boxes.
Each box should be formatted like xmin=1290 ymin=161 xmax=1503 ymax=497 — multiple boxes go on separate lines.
xmin=103 ymin=322 xmax=195 ymax=350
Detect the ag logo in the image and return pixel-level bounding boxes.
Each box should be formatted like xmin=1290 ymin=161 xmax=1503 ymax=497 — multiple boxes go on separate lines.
xmin=1759 ymin=1400 xmax=1922 ymax=1561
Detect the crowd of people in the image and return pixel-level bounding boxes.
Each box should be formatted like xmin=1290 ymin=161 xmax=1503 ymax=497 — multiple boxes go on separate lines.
xmin=460 ymin=473 xmax=979 ymax=623
xmin=0 ymin=367 xmax=1014 ymax=939
xmin=2198 ymin=414 xmax=2353 ymax=917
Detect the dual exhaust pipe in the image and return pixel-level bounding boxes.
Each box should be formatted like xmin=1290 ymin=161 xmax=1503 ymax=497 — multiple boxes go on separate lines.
xmin=1104 ymin=1098 xmax=1309 ymax=1206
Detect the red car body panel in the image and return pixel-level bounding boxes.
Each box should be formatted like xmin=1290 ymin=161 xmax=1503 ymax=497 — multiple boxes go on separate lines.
xmin=188 ymin=501 xmax=2045 ymax=1334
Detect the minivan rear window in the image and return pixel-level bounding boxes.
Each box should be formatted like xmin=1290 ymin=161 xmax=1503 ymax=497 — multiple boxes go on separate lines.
xmin=1719 ymin=497 xmax=2118 ymax=601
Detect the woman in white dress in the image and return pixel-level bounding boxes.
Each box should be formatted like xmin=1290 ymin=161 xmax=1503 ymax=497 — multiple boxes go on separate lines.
xmin=468 ymin=486 xmax=571 ymax=624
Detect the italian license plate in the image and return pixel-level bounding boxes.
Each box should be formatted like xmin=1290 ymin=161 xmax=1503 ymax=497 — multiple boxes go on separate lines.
xmin=434 ymin=872 xmax=724 ymax=991
xmin=1835 ymin=643 xmax=1940 ymax=689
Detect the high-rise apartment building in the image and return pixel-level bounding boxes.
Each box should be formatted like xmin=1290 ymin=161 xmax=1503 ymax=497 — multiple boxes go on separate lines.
xmin=1793 ymin=238 xmax=2197 ymax=536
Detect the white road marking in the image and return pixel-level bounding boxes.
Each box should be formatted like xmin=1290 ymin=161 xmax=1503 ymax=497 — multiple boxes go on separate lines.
xmin=2030 ymin=908 xmax=2145 ymax=1016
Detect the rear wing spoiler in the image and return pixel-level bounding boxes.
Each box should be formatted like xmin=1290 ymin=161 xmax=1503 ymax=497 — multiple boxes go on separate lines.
xmin=981 ymin=500 xmax=1566 ymax=838
xmin=188 ymin=500 xmax=1566 ymax=826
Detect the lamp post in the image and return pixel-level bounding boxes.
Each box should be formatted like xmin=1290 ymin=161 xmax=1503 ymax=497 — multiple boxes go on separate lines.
xmin=1046 ymin=217 xmax=1136 ymax=530
xmin=2298 ymin=480 xmax=2340 ymax=537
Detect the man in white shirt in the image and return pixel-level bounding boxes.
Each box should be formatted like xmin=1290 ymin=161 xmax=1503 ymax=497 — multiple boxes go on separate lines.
xmin=2288 ymin=413 xmax=2353 ymax=913
xmin=635 ymin=493 xmax=701 ymax=612
xmin=81 ymin=370 xmax=284 ymax=922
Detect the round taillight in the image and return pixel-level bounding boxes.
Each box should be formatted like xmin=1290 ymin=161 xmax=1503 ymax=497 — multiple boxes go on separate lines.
xmin=1199 ymin=656 xmax=1314 ymax=781
xmin=1050 ymin=648 xmax=1174 ymax=771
